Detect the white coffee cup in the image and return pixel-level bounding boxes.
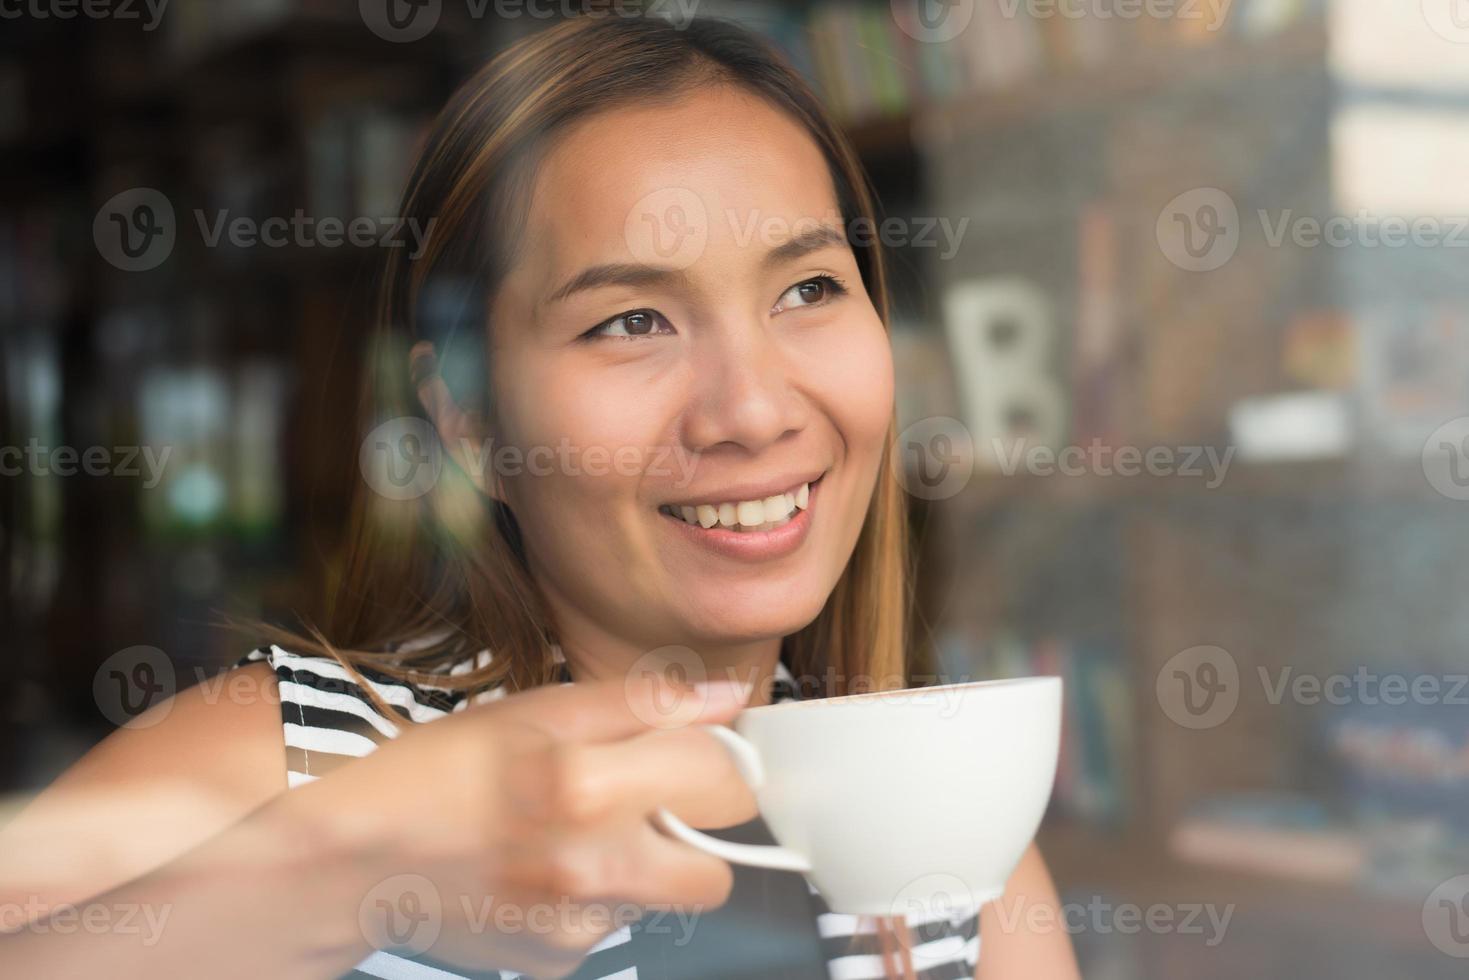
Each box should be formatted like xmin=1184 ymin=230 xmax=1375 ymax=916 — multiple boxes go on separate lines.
xmin=654 ymin=675 xmax=1061 ymax=916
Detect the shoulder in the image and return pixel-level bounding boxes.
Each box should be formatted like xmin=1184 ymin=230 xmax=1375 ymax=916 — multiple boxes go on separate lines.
xmin=232 ymin=643 xmax=484 ymax=785
xmin=0 ymin=655 xmax=289 ymax=909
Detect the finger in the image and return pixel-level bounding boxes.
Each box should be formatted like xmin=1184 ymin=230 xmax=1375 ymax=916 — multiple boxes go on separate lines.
xmin=621 ymin=819 xmax=737 ymax=911
xmin=500 ymin=674 xmax=752 ymax=744
xmin=571 ymin=726 xmax=759 ymax=828
xmin=565 ymin=817 xmax=736 ymax=913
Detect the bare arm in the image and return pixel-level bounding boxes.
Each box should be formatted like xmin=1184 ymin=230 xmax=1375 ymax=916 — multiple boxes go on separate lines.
xmin=0 ymin=661 xmax=759 ymax=979
xmin=0 ymin=662 xmax=387 ymax=979
xmin=975 ymin=843 xmax=1080 ymax=980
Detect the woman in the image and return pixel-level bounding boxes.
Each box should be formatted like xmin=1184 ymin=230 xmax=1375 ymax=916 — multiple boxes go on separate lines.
xmin=0 ymin=13 xmax=1078 ymax=980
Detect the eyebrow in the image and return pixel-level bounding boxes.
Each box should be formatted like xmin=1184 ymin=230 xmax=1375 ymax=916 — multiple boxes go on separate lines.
xmin=541 ymin=222 xmax=850 ymax=308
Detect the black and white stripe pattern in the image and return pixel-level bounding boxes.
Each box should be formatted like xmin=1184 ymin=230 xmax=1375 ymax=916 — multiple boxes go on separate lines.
xmin=235 ymin=644 xmax=981 ymax=979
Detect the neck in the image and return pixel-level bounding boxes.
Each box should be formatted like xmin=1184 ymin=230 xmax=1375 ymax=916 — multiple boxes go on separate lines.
xmin=556 ymin=630 xmax=785 ymax=708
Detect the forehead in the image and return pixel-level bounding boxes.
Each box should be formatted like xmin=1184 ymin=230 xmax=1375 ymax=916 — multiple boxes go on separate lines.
xmin=515 ymin=85 xmax=841 ymax=277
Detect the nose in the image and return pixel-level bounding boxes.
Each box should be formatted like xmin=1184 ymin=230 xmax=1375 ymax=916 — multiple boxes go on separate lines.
xmin=681 ymin=321 xmax=808 ymax=455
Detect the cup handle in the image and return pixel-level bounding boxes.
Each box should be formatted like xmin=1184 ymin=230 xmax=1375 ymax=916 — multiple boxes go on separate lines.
xmin=652 ymin=724 xmax=813 ymax=874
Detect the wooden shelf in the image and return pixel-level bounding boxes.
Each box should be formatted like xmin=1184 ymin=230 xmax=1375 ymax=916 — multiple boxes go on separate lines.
xmin=1038 ymin=823 xmax=1431 ymax=951
xmin=871 ymin=20 xmax=1331 ymax=148
xmin=932 ymin=456 xmax=1449 ymax=514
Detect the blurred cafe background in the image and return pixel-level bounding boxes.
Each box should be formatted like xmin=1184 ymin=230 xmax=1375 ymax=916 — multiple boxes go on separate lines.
xmin=4 ymin=1 xmax=1469 ymax=977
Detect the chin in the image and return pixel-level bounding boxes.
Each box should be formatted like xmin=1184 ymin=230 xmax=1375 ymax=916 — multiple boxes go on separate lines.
xmin=679 ymin=584 xmax=831 ymax=649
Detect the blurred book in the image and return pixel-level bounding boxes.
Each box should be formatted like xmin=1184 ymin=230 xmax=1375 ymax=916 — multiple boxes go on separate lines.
xmin=306 ymin=105 xmax=431 ymax=220
xmin=1169 ymin=792 xmax=1367 ymax=884
xmin=1356 ymin=304 xmax=1469 ymax=456
xmin=982 ymin=633 xmax=1133 ymax=826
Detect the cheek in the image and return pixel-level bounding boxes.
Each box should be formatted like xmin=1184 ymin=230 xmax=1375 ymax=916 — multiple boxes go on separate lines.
xmin=489 ymin=353 xmax=667 ymax=520
xmin=806 ymin=314 xmax=895 ymax=457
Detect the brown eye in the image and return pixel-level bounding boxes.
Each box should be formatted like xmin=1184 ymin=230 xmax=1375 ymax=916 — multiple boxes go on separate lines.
xmin=775 ymin=275 xmax=848 ymax=314
xmin=587 ymin=309 xmax=673 ymax=340
xmin=797 ymin=280 xmax=829 ymax=303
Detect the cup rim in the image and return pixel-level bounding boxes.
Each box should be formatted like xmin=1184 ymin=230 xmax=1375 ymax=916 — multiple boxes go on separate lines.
xmin=751 ymin=673 xmax=1061 ymax=712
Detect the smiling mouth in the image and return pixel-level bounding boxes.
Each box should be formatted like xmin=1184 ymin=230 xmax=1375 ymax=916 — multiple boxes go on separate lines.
xmin=658 ymin=479 xmax=817 ymax=533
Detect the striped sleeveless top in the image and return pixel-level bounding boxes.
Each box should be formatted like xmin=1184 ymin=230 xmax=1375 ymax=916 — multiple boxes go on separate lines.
xmin=234 ymin=643 xmax=982 ymax=980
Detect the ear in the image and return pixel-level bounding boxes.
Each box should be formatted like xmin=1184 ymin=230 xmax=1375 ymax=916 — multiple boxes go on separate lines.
xmin=410 ymin=340 xmax=501 ymax=500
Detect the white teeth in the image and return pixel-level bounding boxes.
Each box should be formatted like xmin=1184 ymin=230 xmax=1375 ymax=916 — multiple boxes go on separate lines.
xmin=665 ymin=481 xmax=813 ymax=530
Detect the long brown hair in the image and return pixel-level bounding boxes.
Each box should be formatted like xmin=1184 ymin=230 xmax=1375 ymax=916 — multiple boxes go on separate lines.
xmin=237 ymin=11 xmax=918 ymax=978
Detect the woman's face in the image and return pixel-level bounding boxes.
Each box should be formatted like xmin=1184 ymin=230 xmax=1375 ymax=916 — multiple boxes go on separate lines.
xmin=484 ymin=85 xmax=893 ymax=662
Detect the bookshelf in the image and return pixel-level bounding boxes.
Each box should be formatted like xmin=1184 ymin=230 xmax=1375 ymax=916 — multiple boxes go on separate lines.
xmin=5 ymin=5 xmax=1467 ymax=976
